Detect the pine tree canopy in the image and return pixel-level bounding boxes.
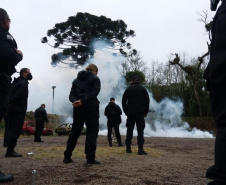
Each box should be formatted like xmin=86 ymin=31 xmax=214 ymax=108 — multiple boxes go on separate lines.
xmin=41 ymin=12 xmax=136 ymax=68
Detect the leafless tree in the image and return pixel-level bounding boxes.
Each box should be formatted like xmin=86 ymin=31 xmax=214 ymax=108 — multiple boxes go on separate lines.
xmin=121 ymin=51 xmax=148 ymax=76
xmin=169 ymin=52 xmax=209 ymax=117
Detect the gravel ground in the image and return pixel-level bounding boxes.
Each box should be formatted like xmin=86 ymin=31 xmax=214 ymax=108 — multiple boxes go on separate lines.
xmin=0 ymin=135 xmax=215 ymax=185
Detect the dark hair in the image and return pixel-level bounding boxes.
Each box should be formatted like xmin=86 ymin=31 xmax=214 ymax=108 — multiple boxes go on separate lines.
xmin=110 ymin=97 xmax=115 ymax=101
xmin=19 ymin=68 xmax=29 ymax=76
xmin=41 ymin=104 xmax=45 ymax=107
xmin=85 ymin=64 xmax=98 ymax=73
xmin=0 ymin=8 xmax=8 ymax=22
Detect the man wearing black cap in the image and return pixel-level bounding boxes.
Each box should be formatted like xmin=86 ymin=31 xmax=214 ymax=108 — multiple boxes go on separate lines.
xmin=122 ymin=76 xmax=150 ymax=155
xmin=104 ymin=97 xmax=123 ymax=147
xmin=205 ymin=0 xmax=226 ymax=184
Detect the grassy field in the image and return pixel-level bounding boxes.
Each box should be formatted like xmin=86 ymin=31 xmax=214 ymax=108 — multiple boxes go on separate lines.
xmin=0 ymin=135 xmax=214 ymax=185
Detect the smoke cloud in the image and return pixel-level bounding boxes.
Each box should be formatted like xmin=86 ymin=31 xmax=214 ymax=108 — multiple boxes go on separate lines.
xmin=28 ymin=41 xmax=213 ymax=138
xmin=94 ymin=49 xmax=213 ymax=138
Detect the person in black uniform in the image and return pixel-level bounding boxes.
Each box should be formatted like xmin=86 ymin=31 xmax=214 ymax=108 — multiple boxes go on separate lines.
xmin=5 ymin=68 xmax=32 ymax=158
xmin=34 ymin=104 xmax=49 ymax=142
xmin=122 ymin=76 xmax=150 ymax=155
xmin=104 ymin=97 xmax=123 ymax=147
xmin=63 ymin=64 xmax=101 ymax=165
xmin=205 ymin=1 xmax=226 ymax=184
xmin=0 ymin=8 xmax=23 ymax=183
xmin=0 ymin=8 xmax=23 ymax=147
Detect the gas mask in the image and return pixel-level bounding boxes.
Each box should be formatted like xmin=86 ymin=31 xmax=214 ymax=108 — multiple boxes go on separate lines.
xmin=211 ymin=0 xmax=220 ymax=11
xmin=26 ymin=73 xmax=33 ymax=81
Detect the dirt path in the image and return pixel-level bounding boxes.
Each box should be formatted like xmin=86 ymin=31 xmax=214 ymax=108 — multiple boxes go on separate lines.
xmin=0 ymin=135 xmax=214 ymax=185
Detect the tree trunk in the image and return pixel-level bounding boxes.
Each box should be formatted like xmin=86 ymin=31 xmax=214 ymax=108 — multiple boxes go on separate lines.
xmin=193 ymin=81 xmax=203 ymax=117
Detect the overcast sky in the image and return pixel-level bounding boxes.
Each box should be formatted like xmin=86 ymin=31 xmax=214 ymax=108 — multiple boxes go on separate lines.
xmin=1 ymin=0 xmax=215 ymax=114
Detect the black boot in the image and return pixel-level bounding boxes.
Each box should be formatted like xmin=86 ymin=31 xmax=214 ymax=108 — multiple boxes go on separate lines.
xmin=109 ymin=142 xmax=112 ymax=147
xmin=138 ymin=145 xmax=147 ymax=155
xmin=5 ymin=147 xmax=22 ymax=157
xmin=118 ymin=140 xmax=123 ymax=147
xmin=207 ymin=180 xmax=226 ymax=185
xmin=126 ymin=145 xmax=132 ymax=153
xmin=63 ymin=151 xmax=73 ymax=163
xmin=63 ymin=157 xmax=73 ymax=163
xmin=86 ymin=160 xmax=101 ymax=165
xmin=0 ymin=171 xmax=14 ymax=183
xmin=206 ymin=165 xmax=226 ymax=184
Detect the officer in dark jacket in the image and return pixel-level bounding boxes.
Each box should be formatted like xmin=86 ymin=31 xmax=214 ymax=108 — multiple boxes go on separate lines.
xmin=5 ymin=68 xmax=32 ymax=158
xmin=122 ymin=76 xmax=150 ymax=155
xmin=205 ymin=1 xmax=226 ymax=184
xmin=34 ymin=104 xmax=48 ymax=142
xmin=0 ymin=8 xmax=23 ymax=183
xmin=0 ymin=8 xmax=23 ymax=146
xmin=63 ymin=64 xmax=101 ymax=165
xmin=104 ymin=97 xmax=123 ymax=147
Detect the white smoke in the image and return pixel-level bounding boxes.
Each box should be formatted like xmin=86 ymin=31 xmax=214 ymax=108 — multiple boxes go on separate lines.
xmin=28 ymin=41 xmax=213 ymax=138
xmin=88 ymin=49 xmax=213 ymax=138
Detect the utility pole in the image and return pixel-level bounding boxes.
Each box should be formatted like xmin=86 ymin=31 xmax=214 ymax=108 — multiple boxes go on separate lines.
xmin=52 ymin=86 xmax=56 ymax=114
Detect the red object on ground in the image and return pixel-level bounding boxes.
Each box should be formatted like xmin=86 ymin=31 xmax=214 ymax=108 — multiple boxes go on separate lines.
xmin=22 ymin=121 xmax=53 ymax=136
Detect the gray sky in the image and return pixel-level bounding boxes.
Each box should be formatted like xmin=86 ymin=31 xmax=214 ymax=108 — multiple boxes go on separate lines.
xmin=1 ymin=0 xmax=215 ymax=113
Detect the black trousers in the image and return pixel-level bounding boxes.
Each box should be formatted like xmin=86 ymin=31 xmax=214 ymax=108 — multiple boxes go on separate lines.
xmin=215 ymin=125 xmax=226 ymax=173
xmin=3 ymin=113 xmax=9 ymax=146
xmin=0 ymin=73 xmax=11 ymax=146
xmin=0 ymin=73 xmax=11 ymax=119
xmin=208 ymin=83 xmax=226 ymax=183
xmin=7 ymin=112 xmax=25 ymax=151
xmin=0 ymin=112 xmax=9 ymax=146
xmin=64 ymin=106 xmax=99 ymax=161
xmin=34 ymin=121 xmax=44 ymax=141
xmin=107 ymin=122 xmax=121 ymax=143
xmin=125 ymin=113 xmax=145 ymax=146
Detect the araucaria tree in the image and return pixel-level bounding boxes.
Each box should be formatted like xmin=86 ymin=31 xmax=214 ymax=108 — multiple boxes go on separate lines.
xmin=41 ymin=12 xmax=136 ymax=68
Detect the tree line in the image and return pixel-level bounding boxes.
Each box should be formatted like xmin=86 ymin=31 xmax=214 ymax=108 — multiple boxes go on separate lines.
xmin=122 ymin=51 xmax=210 ymax=117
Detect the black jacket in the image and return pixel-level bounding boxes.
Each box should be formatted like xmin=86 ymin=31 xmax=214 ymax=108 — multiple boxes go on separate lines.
xmin=104 ymin=102 xmax=122 ymax=124
xmin=205 ymin=0 xmax=226 ymax=88
xmin=0 ymin=25 xmax=22 ymax=77
xmin=69 ymin=70 xmax=101 ymax=106
xmin=35 ymin=107 xmax=48 ymax=123
xmin=204 ymin=1 xmax=226 ymax=123
xmin=122 ymin=82 xmax=150 ymax=116
xmin=7 ymin=77 xmax=29 ymax=113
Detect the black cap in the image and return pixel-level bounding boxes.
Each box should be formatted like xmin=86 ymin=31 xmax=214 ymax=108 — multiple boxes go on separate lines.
xmin=110 ymin=97 xmax=115 ymax=101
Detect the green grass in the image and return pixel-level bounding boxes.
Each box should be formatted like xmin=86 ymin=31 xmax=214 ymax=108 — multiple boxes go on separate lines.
xmin=17 ymin=146 xmax=162 ymax=160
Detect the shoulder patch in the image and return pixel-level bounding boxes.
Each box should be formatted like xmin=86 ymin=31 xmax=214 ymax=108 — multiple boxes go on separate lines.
xmin=7 ymin=34 xmax=14 ymax=41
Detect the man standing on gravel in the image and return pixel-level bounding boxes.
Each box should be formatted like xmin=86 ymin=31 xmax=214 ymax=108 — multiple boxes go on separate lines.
xmin=0 ymin=8 xmax=23 ymax=148
xmin=6 ymin=68 xmax=32 ymax=158
xmin=34 ymin=104 xmax=49 ymax=142
xmin=104 ymin=97 xmax=123 ymax=147
xmin=122 ymin=76 xmax=150 ymax=155
xmin=0 ymin=7 xmax=23 ymax=183
xmin=63 ymin=64 xmax=101 ymax=165
xmin=205 ymin=0 xmax=226 ymax=184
